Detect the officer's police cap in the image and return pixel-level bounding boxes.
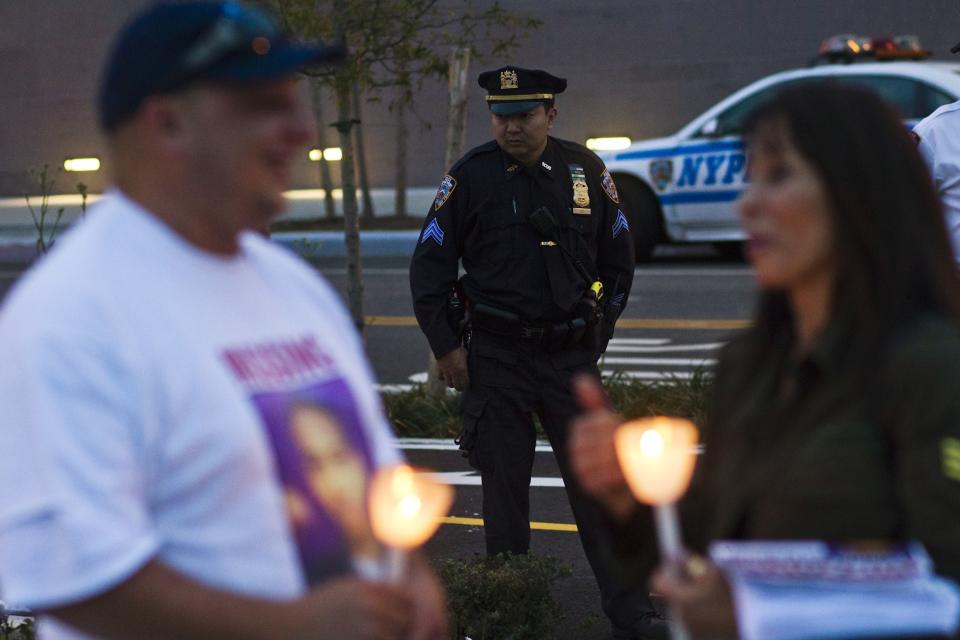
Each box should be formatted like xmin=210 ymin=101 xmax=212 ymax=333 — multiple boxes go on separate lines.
xmin=478 ymin=66 xmax=566 ymax=115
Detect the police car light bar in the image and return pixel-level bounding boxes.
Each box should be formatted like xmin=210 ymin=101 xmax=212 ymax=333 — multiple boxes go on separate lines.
xmin=817 ymin=34 xmax=929 ymax=63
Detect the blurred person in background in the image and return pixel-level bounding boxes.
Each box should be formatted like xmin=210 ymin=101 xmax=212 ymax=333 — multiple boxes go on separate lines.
xmin=914 ymin=40 xmax=960 ymax=264
xmin=570 ymin=82 xmax=960 ymax=638
xmin=0 ymin=2 xmax=446 ymax=639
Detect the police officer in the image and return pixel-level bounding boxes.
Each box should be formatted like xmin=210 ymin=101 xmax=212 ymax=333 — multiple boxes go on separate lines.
xmin=410 ymin=67 xmax=663 ymax=638
xmin=913 ymin=41 xmax=960 ymax=263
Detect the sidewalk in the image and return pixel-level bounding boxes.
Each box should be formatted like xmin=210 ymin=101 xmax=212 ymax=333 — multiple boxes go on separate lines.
xmin=0 ymin=230 xmax=422 ymax=269
xmin=0 ymin=188 xmax=433 ymax=267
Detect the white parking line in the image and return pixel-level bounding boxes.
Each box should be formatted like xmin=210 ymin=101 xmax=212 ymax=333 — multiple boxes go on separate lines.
xmin=399 ymin=438 xmax=553 ymax=452
xmin=606 ymin=338 xmax=671 ymax=346
xmin=607 ymin=370 xmax=696 ymax=380
xmin=605 ymin=342 xmax=724 ymax=353
xmin=424 ymin=471 xmax=565 ymax=487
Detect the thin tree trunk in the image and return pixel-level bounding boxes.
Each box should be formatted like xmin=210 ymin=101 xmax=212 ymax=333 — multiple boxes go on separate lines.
xmin=394 ymin=93 xmax=408 ymax=219
xmin=309 ymin=77 xmax=337 ymax=220
xmin=427 ymin=47 xmax=472 ymax=397
xmin=353 ymin=84 xmax=375 ymax=222
xmin=443 ymin=47 xmax=471 ymax=169
xmin=335 ymin=73 xmax=365 ymax=337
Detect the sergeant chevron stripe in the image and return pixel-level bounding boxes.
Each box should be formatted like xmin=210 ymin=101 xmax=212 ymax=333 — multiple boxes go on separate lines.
xmin=612 ymin=209 xmax=630 ymax=238
xmin=420 ymin=219 xmax=445 ymax=246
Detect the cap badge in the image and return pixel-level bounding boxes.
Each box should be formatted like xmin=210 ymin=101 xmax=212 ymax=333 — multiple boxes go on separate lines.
xmin=500 ymin=69 xmax=519 ymax=90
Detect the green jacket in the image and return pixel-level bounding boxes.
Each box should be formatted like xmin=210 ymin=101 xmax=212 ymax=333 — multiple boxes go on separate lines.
xmin=609 ymin=312 xmax=960 ymax=583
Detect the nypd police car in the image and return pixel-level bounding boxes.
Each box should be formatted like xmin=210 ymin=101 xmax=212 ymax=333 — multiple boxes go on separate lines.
xmin=601 ymin=35 xmax=960 ymax=261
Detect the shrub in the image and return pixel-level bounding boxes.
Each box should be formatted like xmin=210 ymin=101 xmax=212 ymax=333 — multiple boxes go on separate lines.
xmin=440 ymin=553 xmax=571 ymax=640
xmin=603 ymin=367 xmax=713 ymax=428
xmin=0 ymin=615 xmax=34 ymax=640
xmin=383 ymin=384 xmax=462 ymax=439
xmin=384 ymin=370 xmax=713 ymax=439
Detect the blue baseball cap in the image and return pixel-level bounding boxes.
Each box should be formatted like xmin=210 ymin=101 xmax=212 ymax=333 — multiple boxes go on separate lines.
xmin=98 ymin=1 xmax=345 ymax=131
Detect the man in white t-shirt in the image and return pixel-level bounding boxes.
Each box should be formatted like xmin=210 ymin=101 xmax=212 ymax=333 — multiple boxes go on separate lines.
xmin=0 ymin=2 xmax=447 ymax=639
xmin=914 ymin=41 xmax=960 ymax=263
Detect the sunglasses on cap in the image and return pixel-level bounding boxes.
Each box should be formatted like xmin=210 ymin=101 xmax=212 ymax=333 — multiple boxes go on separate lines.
xmin=181 ymin=2 xmax=280 ymax=74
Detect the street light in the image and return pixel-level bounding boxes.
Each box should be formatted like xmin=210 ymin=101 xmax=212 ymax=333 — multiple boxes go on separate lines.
xmin=63 ymin=157 xmax=101 ymax=172
xmin=307 ymin=147 xmax=343 ymax=162
xmin=585 ymin=137 xmax=632 ymax=151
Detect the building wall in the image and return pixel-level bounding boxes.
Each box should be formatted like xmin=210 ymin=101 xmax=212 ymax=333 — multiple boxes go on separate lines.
xmin=1 ymin=0 xmax=958 ymax=201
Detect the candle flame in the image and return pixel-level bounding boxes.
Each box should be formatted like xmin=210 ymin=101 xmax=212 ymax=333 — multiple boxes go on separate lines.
xmin=368 ymin=464 xmax=454 ymax=549
xmin=639 ymin=429 xmax=665 ymax=458
xmin=398 ymin=494 xmax=422 ymax=519
xmin=615 ymin=417 xmax=699 ymax=505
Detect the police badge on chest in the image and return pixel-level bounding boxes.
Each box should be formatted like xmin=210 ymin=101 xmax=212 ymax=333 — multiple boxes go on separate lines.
xmin=570 ymin=164 xmax=591 ymax=215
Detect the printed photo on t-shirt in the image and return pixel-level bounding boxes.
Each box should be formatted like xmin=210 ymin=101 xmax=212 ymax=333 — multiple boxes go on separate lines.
xmin=222 ymin=337 xmax=380 ymax=583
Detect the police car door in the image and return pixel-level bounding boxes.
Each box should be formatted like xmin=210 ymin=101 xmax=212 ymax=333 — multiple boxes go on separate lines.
xmin=665 ymin=83 xmax=793 ymax=242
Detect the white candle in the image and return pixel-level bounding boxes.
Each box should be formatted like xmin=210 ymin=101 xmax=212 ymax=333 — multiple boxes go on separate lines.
xmin=615 ymin=417 xmax=699 ymax=640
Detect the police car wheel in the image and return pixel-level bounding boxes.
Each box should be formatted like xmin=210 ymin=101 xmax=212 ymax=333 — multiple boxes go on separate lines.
xmin=615 ymin=175 xmax=662 ymax=263
xmin=712 ymin=241 xmax=744 ymax=261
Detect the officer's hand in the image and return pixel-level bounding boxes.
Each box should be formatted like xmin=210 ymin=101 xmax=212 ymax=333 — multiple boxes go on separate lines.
xmin=436 ymin=347 xmax=469 ymax=391
xmin=569 ymin=374 xmax=637 ymax=520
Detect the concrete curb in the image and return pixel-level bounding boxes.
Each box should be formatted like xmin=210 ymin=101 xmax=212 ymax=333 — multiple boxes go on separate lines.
xmin=0 ymin=230 xmax=421 ymax=268
xmin=271 ymin=230 xmax=420 ymax=259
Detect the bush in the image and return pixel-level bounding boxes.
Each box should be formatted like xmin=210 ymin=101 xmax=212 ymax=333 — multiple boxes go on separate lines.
xmin=440 ymin=553 xmax=571 ymax=640
xmin=383 ymin=370 xmax=713 ymax=439
xmin=603 ymin=367 xmax=713 ymax=428
xmin=0 ymin=615 xmax=34 ymax=640
xmin=382 ymin=384 xmax=462 ymax=439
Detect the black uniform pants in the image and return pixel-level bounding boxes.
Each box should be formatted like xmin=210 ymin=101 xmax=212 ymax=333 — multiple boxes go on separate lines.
xmin=461 ymin=328 xmax=656 ymax=629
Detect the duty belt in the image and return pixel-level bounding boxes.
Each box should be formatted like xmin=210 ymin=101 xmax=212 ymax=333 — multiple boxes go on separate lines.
xmin=471 ymin=303 xmax=588 ymax=351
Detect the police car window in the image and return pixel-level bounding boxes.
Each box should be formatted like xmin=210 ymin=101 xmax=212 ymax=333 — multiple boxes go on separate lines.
xmin=708 ymin=80 xmax=809 ymax=137
xmin=840 ymin=75 xmax=930 ymax=120
xmin=918 ymin=83 xmax=955 ymax=116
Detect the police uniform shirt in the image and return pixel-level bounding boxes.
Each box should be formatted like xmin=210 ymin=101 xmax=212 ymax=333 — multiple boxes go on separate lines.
xmin=914 ymin=101 xmax=960 ymax=262
xmin=410 ymin=137 xmax=635 ymax=359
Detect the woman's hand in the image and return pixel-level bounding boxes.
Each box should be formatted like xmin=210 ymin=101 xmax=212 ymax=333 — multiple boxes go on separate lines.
xmin=569 ymin=374 xmax=638 ymax=520
xmin=651 ymin=556 xmax=739 ymax=640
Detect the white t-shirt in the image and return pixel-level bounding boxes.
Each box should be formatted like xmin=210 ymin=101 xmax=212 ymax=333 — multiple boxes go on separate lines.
xmin=914 ymin=100 xmax=960 ymax=261
xmin=0 ymin=191 xmax=399 ymax=637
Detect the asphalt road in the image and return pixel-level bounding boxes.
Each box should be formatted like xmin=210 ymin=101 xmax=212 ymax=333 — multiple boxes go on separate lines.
xmin=319 ymin=249 xmax=756 ymax=388
xmin=0 ymin=244 xmax=757 ymax=639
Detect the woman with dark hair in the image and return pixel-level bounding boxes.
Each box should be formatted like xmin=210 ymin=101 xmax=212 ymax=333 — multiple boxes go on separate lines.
xmin=570 ymin=82 xmax=960 ymax=637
